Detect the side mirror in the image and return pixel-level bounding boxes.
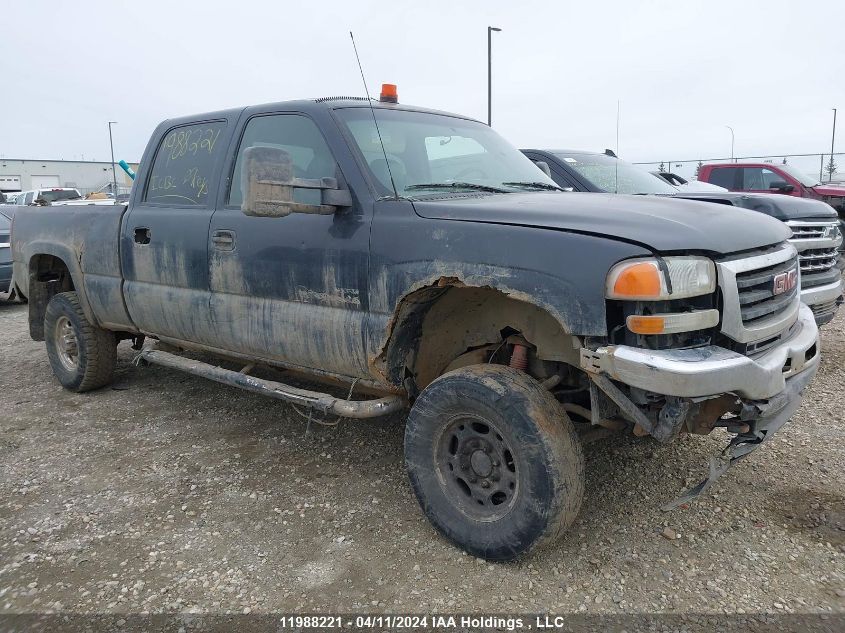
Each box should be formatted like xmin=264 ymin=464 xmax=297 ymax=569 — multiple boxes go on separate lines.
xmin=241 ymin=146 xmax=352 ymax=218
xmin=534 ymin=161 xmax=552 ymax=178
xmin=769 ymin=180 xmax=794 ymax=193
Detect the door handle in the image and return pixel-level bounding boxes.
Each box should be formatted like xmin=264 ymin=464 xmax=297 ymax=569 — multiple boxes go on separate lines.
xmin=211 ymin=230 xmax=235 ymax=251
xmin=133 ymin=227 xmax=151 ymax=245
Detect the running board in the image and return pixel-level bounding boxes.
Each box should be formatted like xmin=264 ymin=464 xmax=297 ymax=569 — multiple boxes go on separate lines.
xmin=137 ymin=349 xmax=405 ymax=419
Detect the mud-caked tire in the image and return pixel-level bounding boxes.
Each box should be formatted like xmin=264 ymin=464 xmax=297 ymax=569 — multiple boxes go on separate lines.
xmin=404 ymin=364 xmax=584 ymax=561
xmin=44 ymin=291 xmax=116 ymax=392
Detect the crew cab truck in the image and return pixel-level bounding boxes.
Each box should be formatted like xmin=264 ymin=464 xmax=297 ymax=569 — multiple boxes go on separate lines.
xmin=698 ymin=162 xmax=845 ymax=213
xmin=11 ymin=94 xmax=820 ymax=560
xmin=523 ymin=149 xmax=844 ymax=325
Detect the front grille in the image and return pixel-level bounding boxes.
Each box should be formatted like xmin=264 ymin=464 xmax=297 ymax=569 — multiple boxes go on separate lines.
xmin=799 ymin=247 xmax=839 ymax=273
xmin=789 ymin=224 xmax=828 ymax=239
xmin=786 ymin=220 xmax=842 ymax=279
xmin=735 ymin=255 xmax=800 ymax=326
xmin=717 ymin=242 xmax=801 ymax=345
xmin=0 ymin=232 xmax=9 ymax=247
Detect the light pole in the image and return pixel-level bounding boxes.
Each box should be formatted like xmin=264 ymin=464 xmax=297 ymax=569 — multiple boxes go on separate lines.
xmin=487 ymin=26 xmax=501 ymax=127
xmin=829 ymin=108 xmax=837 ymax=182
xmin=725 ymin=125 xmax=735 ymax=161
xmin=108 ymin=121 xmax=119 ymax=204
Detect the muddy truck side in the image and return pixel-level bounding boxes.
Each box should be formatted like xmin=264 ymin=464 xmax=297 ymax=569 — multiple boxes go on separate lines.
xmin=10 ymin=96 xmax=820 ymax=560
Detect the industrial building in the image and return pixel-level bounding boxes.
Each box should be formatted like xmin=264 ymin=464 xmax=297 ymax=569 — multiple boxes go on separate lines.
xmin=0 ymin=158 xmax=138 ymax=195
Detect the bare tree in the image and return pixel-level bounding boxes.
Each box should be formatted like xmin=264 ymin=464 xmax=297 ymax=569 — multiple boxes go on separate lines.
xmin=827 ymin=155 xmax=838 ymax=181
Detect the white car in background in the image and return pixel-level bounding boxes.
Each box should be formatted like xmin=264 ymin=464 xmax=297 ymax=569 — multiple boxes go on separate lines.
xmin=652 ymin=171 xmax=729 ymax=192
xmin=15 ymin=187 xmax=116 ymax=206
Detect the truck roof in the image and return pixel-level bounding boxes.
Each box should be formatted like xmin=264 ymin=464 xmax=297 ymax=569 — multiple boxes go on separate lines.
xmin=157 ymin=97 xmax=483 ymax=128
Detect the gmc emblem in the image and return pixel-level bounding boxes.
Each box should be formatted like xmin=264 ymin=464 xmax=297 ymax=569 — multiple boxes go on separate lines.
xmin=773 ymin=268 xmax=798 ymax=295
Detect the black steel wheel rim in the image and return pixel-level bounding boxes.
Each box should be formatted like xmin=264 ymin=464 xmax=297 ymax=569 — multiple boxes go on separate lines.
xmin=434 ymin=414 xmax=519 ymax=522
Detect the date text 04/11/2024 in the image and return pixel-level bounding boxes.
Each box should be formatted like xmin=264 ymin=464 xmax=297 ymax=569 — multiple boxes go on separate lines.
xmin=273 ymin=615 xmax=583 ymax=630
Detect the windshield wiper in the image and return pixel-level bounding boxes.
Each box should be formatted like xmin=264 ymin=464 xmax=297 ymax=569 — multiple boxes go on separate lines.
xmin=501 ymin=181 xmax=564 ymax=191
xmin=406 ymin=182 xmax=509 ymax=194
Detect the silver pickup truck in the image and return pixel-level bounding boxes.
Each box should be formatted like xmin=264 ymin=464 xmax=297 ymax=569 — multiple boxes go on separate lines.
xmin=9 ymin=96 xmax=821 ymax=560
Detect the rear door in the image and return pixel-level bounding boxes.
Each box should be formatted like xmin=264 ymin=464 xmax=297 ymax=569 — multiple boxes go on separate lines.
xmin=120 ymin=119 xmax=231 ymax=345
xmin=207 ymin=110 xmax=372 ymax=377
xmin=704 ymin=166 xmax=740 ymax=190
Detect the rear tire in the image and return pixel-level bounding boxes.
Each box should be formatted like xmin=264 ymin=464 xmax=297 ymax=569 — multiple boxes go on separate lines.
xmin=44 ymin=291 xmax=116 ymax=392
xmin=404 ymin=364 xmax=584 ymax=561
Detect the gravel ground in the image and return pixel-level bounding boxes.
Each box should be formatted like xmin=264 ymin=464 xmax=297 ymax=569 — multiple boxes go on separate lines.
xmin=0 ymin=297 xmax=843 ymax=618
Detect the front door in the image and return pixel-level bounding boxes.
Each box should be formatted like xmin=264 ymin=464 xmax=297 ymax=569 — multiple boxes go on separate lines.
xmin=739 ymin=166 xmax=801 ymax=197
xmin=121 ymin=119 xmax=230 ymax=345
xmin=207 ymin=112 xmax=371 ymax=377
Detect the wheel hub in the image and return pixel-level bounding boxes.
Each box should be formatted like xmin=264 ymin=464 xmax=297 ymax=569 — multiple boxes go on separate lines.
xmin=436 ymin=417 xmax=518 ymax=521
xmin=54 ymin=316 xmax=80 ymax=372
xmin=470 ymin=450 xmax=493 ymax=478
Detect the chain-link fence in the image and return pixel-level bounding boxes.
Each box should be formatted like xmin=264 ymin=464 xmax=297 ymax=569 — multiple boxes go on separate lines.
xmin=633 ymin=152 xmax=844 ymax=184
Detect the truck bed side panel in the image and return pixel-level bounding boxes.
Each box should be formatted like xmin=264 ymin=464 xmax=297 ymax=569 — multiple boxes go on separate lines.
xmin=12 ymin=205 xmax=134 ymax=330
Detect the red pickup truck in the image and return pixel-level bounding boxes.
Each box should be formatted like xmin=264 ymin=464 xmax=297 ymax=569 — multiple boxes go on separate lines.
xmin=698 ymin=162 xmax=845 ymax=212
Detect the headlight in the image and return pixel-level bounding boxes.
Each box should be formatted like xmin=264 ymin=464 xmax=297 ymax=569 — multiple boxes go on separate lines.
xmin=606 ymin=256 xmax=716 ymax=300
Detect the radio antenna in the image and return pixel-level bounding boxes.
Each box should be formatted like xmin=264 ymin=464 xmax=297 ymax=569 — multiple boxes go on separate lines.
xmin=349 ymin=31 xmax=399 ymax=200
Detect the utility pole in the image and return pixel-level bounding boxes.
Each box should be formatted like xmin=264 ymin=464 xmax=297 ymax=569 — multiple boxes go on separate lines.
xmin=829 ymin=108 xmax=837 ymax=181
xmin=108 ymin=121 xmax=119 ymax=204
xmin=725 ymin=125 xmax=735 ymax=161
xmin=487 ymin=26 xmax=501 ymax=126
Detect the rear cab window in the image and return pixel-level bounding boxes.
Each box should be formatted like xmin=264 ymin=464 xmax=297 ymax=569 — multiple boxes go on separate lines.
xmin=143 ymin=121 xmax=227 ymax=206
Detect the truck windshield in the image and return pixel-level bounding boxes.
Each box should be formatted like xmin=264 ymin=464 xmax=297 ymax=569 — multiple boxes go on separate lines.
xmin=38 ymin=189 xmax=81 ymax=202
xmin=554 ymin=153 xmax=678 ymax=195
xmin=777 ymin=164 xmax=820 ymax=187
xmin=335 ymin=108 xmax=559 ymax=197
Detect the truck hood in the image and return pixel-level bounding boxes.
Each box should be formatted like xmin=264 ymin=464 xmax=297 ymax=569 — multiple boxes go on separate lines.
xmin=411 ymin=192 xmax=790 ymax=255
xmin=810 ymin=183 xmax=845 ymax=197
xmin=672 ymin=191 xmax=837 ymax=221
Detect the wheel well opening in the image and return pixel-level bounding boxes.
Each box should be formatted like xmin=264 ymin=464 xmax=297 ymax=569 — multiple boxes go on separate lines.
xmin=28 ymin=255 xmax=74 ymax=341
xmin=379 ymin=284 xmax=579 ymax=396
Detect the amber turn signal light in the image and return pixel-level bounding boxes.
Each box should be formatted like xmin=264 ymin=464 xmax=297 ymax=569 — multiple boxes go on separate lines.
xmin=626 ymin=310 xmax=720 ymax=335
xmin=610 ymin=262 xmax=662 ymax=299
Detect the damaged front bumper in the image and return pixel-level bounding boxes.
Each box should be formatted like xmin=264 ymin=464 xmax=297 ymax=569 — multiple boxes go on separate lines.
xmin=661 ymin=357 xmax=818 ymax=509
xmin=581 ymin=303 xmax=821 ymax=508
xmin=581 ymin=303 xmax=820 ymax=400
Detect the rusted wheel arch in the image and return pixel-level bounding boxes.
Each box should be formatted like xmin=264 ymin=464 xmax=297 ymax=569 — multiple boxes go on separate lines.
xmin=378 ymin=283 xmax=581 ymax=394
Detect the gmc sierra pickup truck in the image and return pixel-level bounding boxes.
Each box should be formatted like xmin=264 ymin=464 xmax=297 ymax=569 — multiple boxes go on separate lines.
xmin=10 ymin=93 xmax=820 ymax=560
xmin=523 ymin=149 xmax=843 ymax=325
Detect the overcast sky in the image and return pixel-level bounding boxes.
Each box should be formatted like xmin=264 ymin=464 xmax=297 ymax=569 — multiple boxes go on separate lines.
xmin=1 ymin=0 xmax=842 ymax=177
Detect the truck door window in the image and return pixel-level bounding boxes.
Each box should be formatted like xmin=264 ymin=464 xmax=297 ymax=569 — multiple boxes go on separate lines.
xmin=228 ymin=114 xmax=337 ymax=207
xmin=143 ymin=121 xmax=227 ymax=207
xmin=740 ymin=167 xmax=781 ymax=189
xmin=707 ymin=167 xmax=738 ymax=189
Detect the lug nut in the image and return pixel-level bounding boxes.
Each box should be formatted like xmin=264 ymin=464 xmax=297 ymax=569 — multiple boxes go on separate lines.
xmin=480 ymin=480 xmax=490 ymax=489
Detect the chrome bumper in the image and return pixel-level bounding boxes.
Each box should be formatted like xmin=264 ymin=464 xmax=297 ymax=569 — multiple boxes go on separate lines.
xmin=580 ymin=303 xmax=820 ymax=400
xmin=801 ymin=278 xmax=843 ymax=306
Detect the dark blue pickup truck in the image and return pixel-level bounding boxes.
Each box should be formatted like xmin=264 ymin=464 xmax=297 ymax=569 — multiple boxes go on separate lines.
xmin=10 ymin=95 xmax=820 ymax=560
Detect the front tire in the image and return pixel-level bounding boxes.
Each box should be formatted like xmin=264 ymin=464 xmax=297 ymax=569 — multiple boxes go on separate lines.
xmin=44 ymin=291 xmax=116 ymax=392
xmin=404 ymin=364 xmax=584 ymax=561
